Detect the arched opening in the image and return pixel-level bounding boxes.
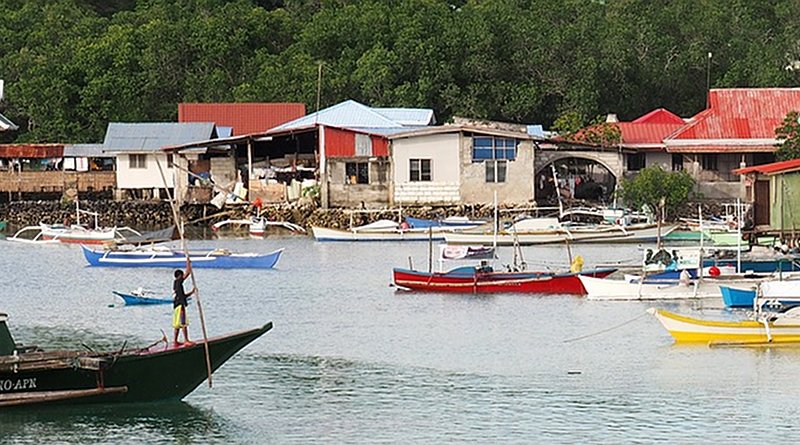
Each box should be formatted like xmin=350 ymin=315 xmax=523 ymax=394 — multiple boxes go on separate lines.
xmin=535 ymin=157 xmax=617 ymax=206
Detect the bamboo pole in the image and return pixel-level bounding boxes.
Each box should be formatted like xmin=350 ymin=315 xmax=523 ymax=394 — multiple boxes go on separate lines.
xmin=156 ymin=158 xmax=213 ymax=388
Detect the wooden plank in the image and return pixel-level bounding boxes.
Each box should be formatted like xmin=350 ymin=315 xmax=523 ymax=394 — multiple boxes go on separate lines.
xmin=0 ymin=386 xmax=127 ymax=407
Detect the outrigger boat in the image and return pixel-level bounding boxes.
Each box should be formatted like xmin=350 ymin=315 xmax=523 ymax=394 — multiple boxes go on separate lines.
xmin=649 ymin=307 xmax=800 ymax=345
xmin=444 ymin=218 xmax=676 ymax=246
xmin=393 ymin=266 xmax=616 ymax=294
xmin=211 ymin=216 xmax=305 ymax=237
xmin=720 ymin=280 xmax=800 ymax=308
xmin=112 ymin=289 xmax=173 ymax=306
xmin=0 ymin=313 xmax=271 ymax=407
xmin=312 ymin=219 xmax=457 ymax=242
xmin=82 ymin=245 xmax=284 ymax=269
xmin=7 ymin=202 xmax=141 ymax=245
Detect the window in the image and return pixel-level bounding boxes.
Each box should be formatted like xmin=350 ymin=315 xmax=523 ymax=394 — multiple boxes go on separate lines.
xmin=671 ymin=154 xmax=683 ymax=171
xmin=627 ymin=153 xmax=645 ymax=171
xmin=701 ymin=154 xmax=718 ymax=171
xmin=485 ymin=160 xmax=507 ymax=183
xmin=410 ymin=159 xmax=431 ymax=182
xmin=472 ymin=136 xmax=517 ymax=161
xmin=345 ymin=162 xmax=369 ymax=184
xmin=167 ymin=154 xmax=174 ymax=168
xmin=129 ymin=154 xmax=146 ymax=169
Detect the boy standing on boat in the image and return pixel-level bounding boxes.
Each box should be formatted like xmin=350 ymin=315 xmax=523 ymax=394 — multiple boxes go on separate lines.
xmin=173 ymin=261 xmax=196 ymax=345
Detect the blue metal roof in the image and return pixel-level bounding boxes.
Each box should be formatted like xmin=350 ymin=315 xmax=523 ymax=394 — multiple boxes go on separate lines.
xmin=373 ymin=108 xmax=436 ymax=126
xmin=64 ymin=143 xmax=111 ymax=158
xmin=269 ymin=100 xmax=435 ymax=133
xmin=103 ymin=122 xmax=217 ymax=152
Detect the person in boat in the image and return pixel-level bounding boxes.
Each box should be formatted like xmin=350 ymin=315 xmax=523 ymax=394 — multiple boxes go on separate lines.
xmin=173 ymin=261 xmax=196 ymax=345
xmin=477 ymin=260 xmax=493 ymax=274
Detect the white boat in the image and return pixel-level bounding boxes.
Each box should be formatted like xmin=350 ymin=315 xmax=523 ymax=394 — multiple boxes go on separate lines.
xmin=312 ymin=219 xmax=456 ymax=241
xmin=579 ymin=274 xmax=770 ymax=301
xmin=444 ymin=218 xmax=677 ymax=246
xmin=7 ymin=223 xmax=141 ymax=245
xmin=212 ymin=216 xmax=306 ymax=237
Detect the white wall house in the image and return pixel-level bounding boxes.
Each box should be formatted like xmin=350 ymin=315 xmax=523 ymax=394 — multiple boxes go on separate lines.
xmin=389 ymin=125 xmax=541 ymax=206
xmin=102 ymin=122 xmax=217 ymax=199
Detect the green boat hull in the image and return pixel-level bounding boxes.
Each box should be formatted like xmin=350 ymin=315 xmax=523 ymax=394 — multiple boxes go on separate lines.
xmin=0 ymin=322 xmax=272 ymax=406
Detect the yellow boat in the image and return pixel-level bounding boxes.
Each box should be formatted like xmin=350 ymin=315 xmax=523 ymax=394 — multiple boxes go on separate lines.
xmin=648 ymin=308 xmax=800 ymax=345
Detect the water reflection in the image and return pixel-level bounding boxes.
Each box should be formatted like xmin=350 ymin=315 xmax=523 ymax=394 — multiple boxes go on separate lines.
xmin=0 ymin=402 xmax=236 ymax=444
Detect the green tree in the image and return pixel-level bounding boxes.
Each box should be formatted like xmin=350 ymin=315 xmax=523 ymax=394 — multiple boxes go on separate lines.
xmin=619 ymin=166 xmax=695 ymax=217
xmin=775 ymin=111 xmax=800 ymax=160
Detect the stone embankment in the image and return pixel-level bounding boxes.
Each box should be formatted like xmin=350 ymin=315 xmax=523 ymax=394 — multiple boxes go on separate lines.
xmin=0 ymin=199 xmax=733 ymax=233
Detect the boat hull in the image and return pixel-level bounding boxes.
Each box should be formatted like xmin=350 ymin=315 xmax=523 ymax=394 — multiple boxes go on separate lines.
xmin=82 ymin=246 xmax=283 ymax=269
xmin=578 ymin=275 xmax=766 ymax=300
xmin=113 ymin=291 xmax=172 ymax=305
xmin=393 ymin=267 xmax=616 ymax=294
xmin=650 ymin=309 xmax=800 ymax=344
xmin=312 ymin=226 xmax=447 ymax=242
xmin=0 ymin=323 xmax=271 ymax=406
xmin=444 ymin=224 xmax=677 ymax=246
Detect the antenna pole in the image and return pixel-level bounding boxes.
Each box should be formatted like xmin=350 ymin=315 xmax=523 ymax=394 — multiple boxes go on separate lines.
xmin=705 ymin=52 xmax=713 ymax=108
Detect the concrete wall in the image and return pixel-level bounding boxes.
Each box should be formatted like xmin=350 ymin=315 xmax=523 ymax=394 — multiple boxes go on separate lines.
xmin=392 ymin=133 xmax=461 ymax=205
xmin=535 ymin=150 xmax=624 ymax=180
xmin=115 ymin=153 xmax=174 ymax=189
xmin=328 ymin=157 xmax=390 ymax=207
xmin=459 ymin=139 xmax=535 ymax=205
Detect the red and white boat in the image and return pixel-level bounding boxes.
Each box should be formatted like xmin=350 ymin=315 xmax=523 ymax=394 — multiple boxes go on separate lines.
xmin=392 ymin=265 xmax=617 ymax=294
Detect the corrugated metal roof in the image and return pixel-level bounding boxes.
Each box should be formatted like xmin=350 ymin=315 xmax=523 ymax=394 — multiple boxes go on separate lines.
xmin=0 ymin=112 xmax=18 ymax=131
xmin=178 ymin=103 xmax=305 ymax=135
xmin=666 ymin=145 xmax=776 ymax=153
xmin=269 ymin=100 xmax=432 ymax=132
xmin=632 ymin=108 xmax=685 ymax=125
xmin=617 ymin=122 xmax=684 ymax=145
xmin=734 ymin=158 xmax=800 ymax=175
xmin=103 ymin=122 xmax=217 ymax=153
xmin=64 ymin=143 xmax=110 ymax=158
xmin=668 ymin=88 xmax=800 ymax=140
xmin=0 ymin=144 xmax=62 ymax=158
xmin=373 ymin=108 xmax=436 ymax=126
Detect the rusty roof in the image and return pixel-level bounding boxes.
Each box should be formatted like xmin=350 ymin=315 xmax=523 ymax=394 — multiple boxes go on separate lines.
xmin=734 ymin=158 xmax=800 ymax=175
xmin=0 ymin=144 xmax=63 ymax=158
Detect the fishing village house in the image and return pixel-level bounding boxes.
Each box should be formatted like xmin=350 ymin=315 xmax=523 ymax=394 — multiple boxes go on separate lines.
xmin=174 ymin=102 xmax=306 ymax=204
xmin=734 ymin=159 xmax=800 ymax=237
xmin=165 ymin=100 xmax=436 ymax=208
xmin=0 ymin=143 xmax=116 ymax=201
xmin=388 ymin=119 xmax=543 ymax=206
xmin=102 ymin=122 xmax=221 ymax=200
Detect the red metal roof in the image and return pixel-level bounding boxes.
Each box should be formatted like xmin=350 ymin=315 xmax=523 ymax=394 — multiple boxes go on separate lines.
xmin=734 ymin=158 xmax=800 ymax=175
xmin=668 ymin=89 xmax=800 ymax=140
xmin=616 ymin=122 xmax=684 ymax=145
xmin=667 ymin=145 xmax=776 ymax=153
xmin=178 ymin=103 xmax=306 ymax=135
xmin=0 ymin=144 xmax=63 ymax=158
xmin=632 ymin=108 xmax=685 ymax=125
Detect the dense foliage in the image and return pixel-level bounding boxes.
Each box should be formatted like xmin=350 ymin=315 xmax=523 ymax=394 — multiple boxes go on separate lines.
xmin=618 ymin=166 xmax=695 ymax=217
xmin=775 ymin=111 xmax=800 ymax=161
xmin=1 ymin=0 xmax=800 ymax=143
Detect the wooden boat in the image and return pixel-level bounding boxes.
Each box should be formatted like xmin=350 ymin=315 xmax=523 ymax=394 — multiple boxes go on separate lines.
xmin=393 ymin=266 xmax=616 ymax=294
xmin=312 ymin=219 xmax=456 ymax=242
xmin=444 ymin=220 xmax=677 ymax=246
xmin=113 ymin=290 xmax=172 ymax=305
xmin=648 ymin=307 xmax=800 ymax=345
xmin=0 ymin=313 xmax=271 ymax=407
xmin=81 ymin=245 xmax=283 ymax=269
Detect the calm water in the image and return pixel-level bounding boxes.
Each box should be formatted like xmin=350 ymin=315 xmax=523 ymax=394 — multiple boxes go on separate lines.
xmin=1 ymin=237 xmax=799 ymax=444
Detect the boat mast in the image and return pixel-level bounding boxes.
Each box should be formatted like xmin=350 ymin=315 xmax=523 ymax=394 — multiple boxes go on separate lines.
xmin=736 ymin=198 xmax=742 ymax=274
xmin=550 ymin=164 xmax=564 ymax=218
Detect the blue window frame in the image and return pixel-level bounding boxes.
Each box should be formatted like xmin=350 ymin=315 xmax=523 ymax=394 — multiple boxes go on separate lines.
xmin=472 ymin=136 xmax=517 ymax=161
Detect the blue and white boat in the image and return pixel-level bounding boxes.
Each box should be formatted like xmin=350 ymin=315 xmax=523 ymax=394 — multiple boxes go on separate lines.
xmin=82 ymin=245 xmax=283 ymax=269
xmin=721 ymin=280 xmax=800 ymax=308
xmin=113 ymin=290 xmax=173 ymax=305
xmin=405 ymin=216 xmax=486 ymax=230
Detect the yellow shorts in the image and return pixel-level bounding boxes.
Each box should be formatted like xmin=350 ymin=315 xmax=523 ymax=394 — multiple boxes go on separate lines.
xmin=172 ymin=306 xmax=188 ymax=329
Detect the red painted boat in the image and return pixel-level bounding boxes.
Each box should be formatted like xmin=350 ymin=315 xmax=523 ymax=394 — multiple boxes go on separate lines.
xmin=392 ymin=266 xmax=616 ymax=295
